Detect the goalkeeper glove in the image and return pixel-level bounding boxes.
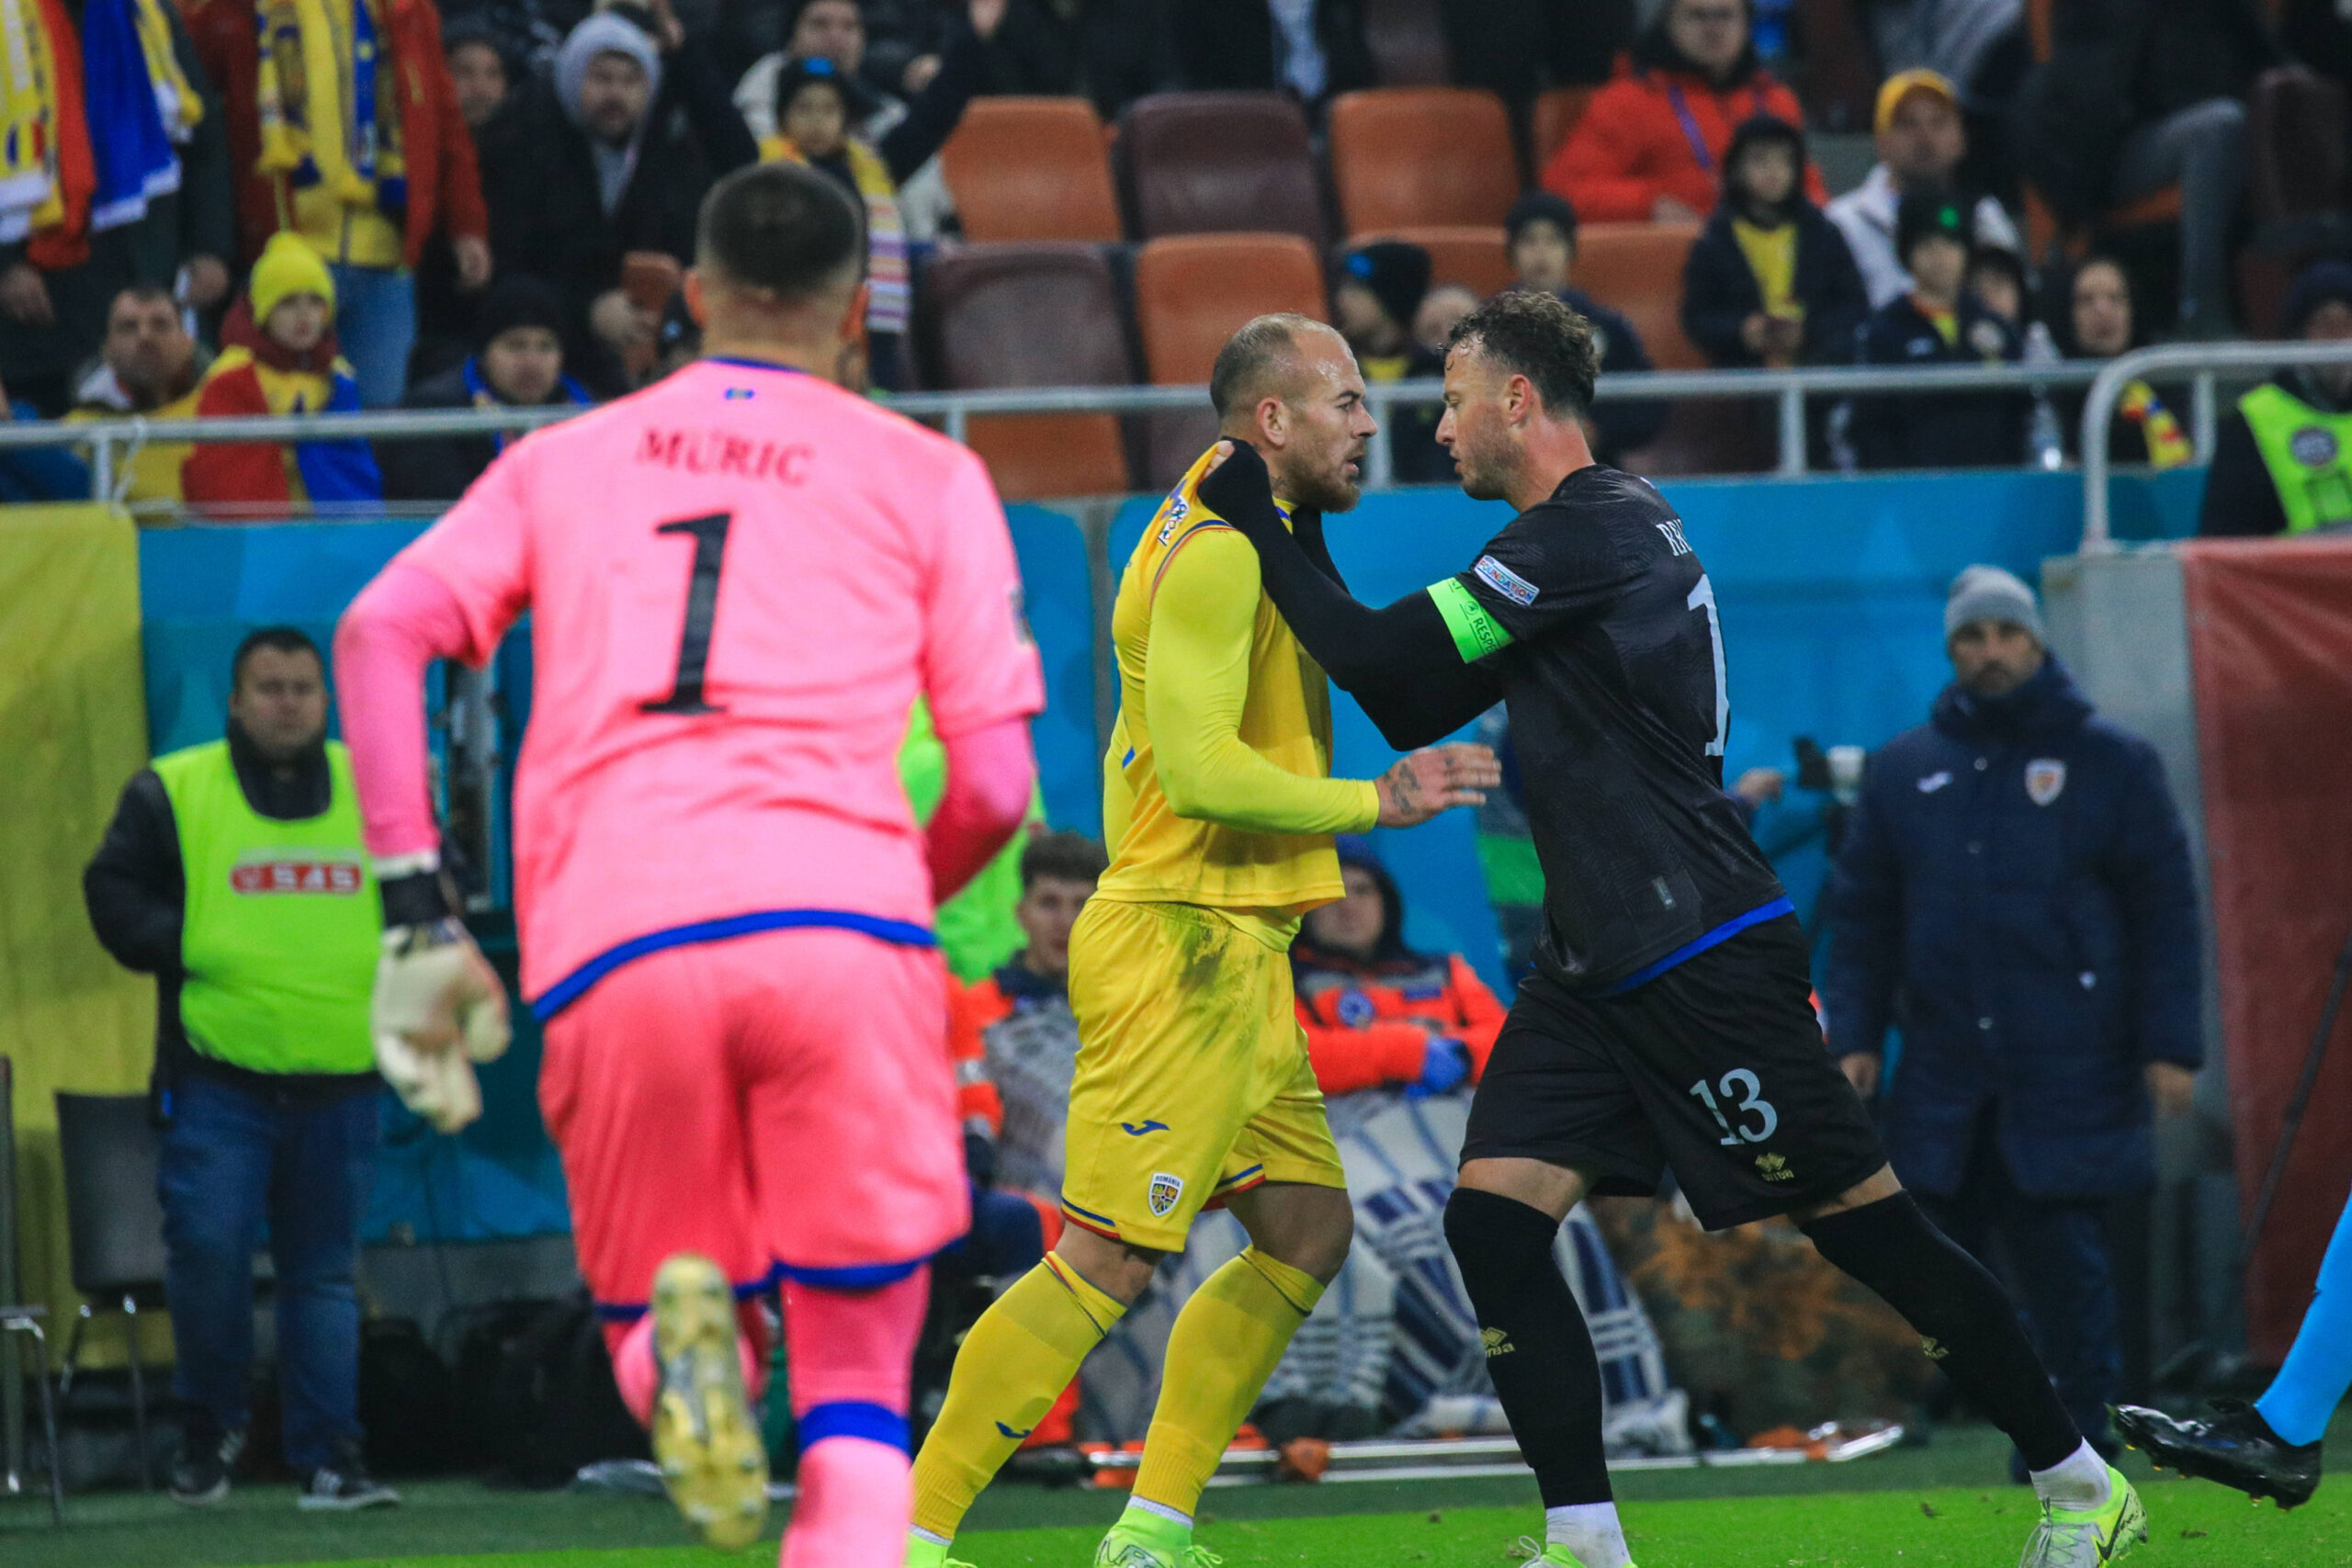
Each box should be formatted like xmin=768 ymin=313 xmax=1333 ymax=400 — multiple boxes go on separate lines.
xmin=373 ymin=868 xmax=509 ymax=1134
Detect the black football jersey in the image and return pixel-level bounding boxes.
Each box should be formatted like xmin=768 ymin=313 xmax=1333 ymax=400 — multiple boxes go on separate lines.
xmin=1431 ymin=465 xmax=1787 ymax=991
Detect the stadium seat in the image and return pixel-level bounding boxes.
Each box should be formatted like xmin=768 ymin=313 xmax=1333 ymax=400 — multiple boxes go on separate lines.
xmin=920 ymin=244 xmax=1133 ymax=500
xmin=1363 ymin=0 xmax=1450 ymax=85
xmin=1117 ymin=93 xmax=1327 ymax=249
xmin=1328 ymin=88 xmax=1520 ymax=237
xmin=1530 ymin=87 xmax=1594 ymax=175
xmin=940 ymin=97 xmax=1122 ymax=243
xmin=1369 ymin=226 xmax=1513 ymax=299
xmin=1132 ymin=233 xmax=1327 ymax=486
xmin=1570 ymin=221 xmax=1704 ymax=369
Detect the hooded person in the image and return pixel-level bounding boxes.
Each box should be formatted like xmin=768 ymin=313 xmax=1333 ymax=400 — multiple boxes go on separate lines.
xmin=1291 ymin=838 xmax=1509 ymax=1100
xmin=182 ymin=232 xmax=382 ymax=515
xmin=2201 ymin=258 xmax=2352 ymax=536
xmin=380 ymin=274 xmax=594 ymax=502
xmin=1680 ymin=114 xmax=1869 ymax=371
xmin=474 ymin=6 xmax=754 ymax=368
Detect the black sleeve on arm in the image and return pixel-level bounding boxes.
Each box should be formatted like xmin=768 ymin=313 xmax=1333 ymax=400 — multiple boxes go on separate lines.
xmin=83 ymin=771 xmax=185 ymax=976
xmin=878 ymin=26 xmax=983 ymax=183
xmin=1351 ymin=660 xmax=1508 ymax=751
xmin=1194 ymin=442 xmax=1464 ymax=685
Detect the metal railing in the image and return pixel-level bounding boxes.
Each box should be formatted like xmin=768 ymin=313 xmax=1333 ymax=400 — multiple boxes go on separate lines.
xmin=15 ymin=360 xmax=2142 ymax=509
xmin=2079 ymin=341 xmax=2352 ymax=548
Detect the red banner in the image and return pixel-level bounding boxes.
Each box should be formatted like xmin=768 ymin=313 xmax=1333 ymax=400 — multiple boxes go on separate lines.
xmin=2179 ymin=537 xmax=2352 ymax=1360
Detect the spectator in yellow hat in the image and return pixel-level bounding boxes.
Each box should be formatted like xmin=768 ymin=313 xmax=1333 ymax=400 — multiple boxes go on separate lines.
xmin=183 ymin=233 xmax=382 ymax=517
xmin=1826 ymin=70 xmax=2020 ymax=310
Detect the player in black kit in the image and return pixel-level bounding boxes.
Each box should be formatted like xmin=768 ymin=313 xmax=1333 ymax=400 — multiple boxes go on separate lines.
xmin=1192 ymin=290 xmax=2145 ymax=1568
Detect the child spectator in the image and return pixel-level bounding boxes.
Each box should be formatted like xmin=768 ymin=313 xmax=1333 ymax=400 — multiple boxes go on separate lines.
xmin=1680 ymin=116 xmax=1867 ymax=370
xmin=1505 ymin=190 xmax=1666 ymax=461
xmin=1331 ymin=240 xmax=1447 ymax=482
xmin=1965 ymin=243 xmax=2028 ymax=328
xmin=761 ymin=55 xmax=911 ymax=388
xmin=1543 ymin=0 xmax=1825 ymax=223
xmin=1414 ymin=284 xmax=1480 ymax=357
xmin=380 ymin=276 xmax=594 ymax=502
xmin=1292 ymin=840 xmax=1506 ymax=1103
xmin=1850 ymin=192 xmax=2026 ymax=470
xmin=182 ymin=233 xmax=381 ymax=515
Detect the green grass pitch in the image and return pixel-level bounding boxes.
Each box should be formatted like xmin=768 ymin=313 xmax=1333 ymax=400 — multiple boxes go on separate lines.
xmin=6 ymin=1419 xmax=2348 ymax=1568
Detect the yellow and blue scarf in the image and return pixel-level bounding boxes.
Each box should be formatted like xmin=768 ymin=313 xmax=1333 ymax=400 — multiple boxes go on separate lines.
xmin=254 ymin=0 xmax=404 ymax=217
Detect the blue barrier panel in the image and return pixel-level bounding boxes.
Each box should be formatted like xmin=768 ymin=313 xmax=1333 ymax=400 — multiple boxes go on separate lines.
xmin=1007 ymin=505 xmax=1101 ymax=836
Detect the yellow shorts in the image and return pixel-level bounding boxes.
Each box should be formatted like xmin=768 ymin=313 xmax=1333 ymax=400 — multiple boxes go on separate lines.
xmin=1058 ymin=898 xmax=1346 ymax=1252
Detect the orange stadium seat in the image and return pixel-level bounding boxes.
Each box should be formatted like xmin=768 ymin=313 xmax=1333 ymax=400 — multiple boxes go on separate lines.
xmin=1363 ymin=0 xmax=1450 ymax=85
xmin=920 ymin=244 xmax=1133 ymax=500
xmin=1117 ymin=93 xmax=1328 ymax=249
xmin=1571 ymin=220 xmax=1705 ymax=370
xmin=940 ymin=97 xmax=1122 ymax=243
xmin=1371 ymin=226 xmax=1513 ymax=299
xmin=1530 ymin=87 xmax=1594 ymax=175
xmin=1329 ymin=88 xmax=1521 ymax=236
xmin=1133 ymin=232 xmax=1327 ymax=485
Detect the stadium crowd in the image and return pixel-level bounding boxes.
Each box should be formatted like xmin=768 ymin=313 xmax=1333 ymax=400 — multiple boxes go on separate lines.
xmin=15 ymin=0 xmax=2344 ymax=1546
xmin=0 ymin=0 xmax=2342 ymax=528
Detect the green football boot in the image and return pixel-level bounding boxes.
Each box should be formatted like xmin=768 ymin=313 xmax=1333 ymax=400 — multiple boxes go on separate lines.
xmin=2017 ymin=1466 xmax=2149 ymax=1567
xmin=903 ymin=1533 xmax=975 ymax=1568
xmin=1094 ymin=1507 xmax=1223 ymax=1568
xmin=1513 ymin=1535 xmax=1639 ymax=1567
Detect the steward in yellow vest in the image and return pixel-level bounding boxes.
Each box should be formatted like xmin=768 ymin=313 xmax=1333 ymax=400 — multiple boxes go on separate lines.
xmin=2199 ymin=262 xmax=2352 ymax=537
xmin=82 ymin=626 xmax=401 ymax=1507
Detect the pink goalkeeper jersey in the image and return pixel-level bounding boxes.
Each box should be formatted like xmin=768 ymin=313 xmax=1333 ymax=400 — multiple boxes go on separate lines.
xmin=393 ymin=358 xmax=1045 ymax=1008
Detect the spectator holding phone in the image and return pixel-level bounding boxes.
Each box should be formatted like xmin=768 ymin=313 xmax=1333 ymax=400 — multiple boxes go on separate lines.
xmin=1681 ymin=115 xmax=1867 ymax=370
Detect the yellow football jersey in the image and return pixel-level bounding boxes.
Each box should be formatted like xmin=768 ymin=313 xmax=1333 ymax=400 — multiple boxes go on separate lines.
xmin=1093 ymin=446 xmax=1377 ymax=941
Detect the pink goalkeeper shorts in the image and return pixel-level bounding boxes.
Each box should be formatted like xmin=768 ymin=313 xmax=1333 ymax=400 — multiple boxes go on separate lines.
xmin=537 ymin=924 xmax=969 ymax=1315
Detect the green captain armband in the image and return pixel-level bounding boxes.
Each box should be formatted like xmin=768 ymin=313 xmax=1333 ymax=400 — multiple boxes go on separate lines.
xmin=1429 ymin=577 xmax=1516 ymax=661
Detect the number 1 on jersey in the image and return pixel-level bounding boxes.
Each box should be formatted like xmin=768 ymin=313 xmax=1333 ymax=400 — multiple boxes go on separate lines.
xmin=641 ymin=512 xmax=734 ymax=715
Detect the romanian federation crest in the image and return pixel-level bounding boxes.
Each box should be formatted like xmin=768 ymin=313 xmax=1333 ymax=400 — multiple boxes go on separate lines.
xmin=1148 ymin=1171 xmax=1184 ymax=1219
xmin=2025 ymin=758 xmax=2067 ymax=807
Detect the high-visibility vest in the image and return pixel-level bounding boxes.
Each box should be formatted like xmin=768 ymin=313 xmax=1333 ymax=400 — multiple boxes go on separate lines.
xmin=152 ymin=739 xmax=379 ymax=1076
xmin=2238 ymin=382 xmax=2352 ymax=535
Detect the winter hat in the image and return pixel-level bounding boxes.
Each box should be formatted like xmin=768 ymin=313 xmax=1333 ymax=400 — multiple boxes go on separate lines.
xmin=475 ymin=276 xmax=568 ymax=351
xmin=1340 ymin=241 xmax=1432 ymax=332
xmin=1896 ymin=187 xmax=1970 ymax=264
xmin=249 ymin=231 xmax=335 ymax=322
xmin=2284 ymin=258 xmax=2352 ymax=337
xmin=1873 ymin=68 xmax=1958 ymax=136
xmin=1945 ymin=565 xmax=2044 ymax=643
xmin=1505 ymin=190 xmax=1578 ymax=250
xmin=774 ymin=53 xmax=874 ymax=125
xmin=555 ymin=11 xmax=662 ymax=130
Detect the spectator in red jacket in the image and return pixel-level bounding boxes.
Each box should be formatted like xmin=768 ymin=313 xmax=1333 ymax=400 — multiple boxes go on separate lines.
xmin=1293 ymin=840 xmax=1507 ymax=1100
xmin=1542 ymin=0 xmax=1824 ymax=225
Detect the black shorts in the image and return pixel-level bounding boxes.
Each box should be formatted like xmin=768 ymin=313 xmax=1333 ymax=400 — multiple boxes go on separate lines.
xmin=1461 ymin=913 xmax=1886 ymax=1230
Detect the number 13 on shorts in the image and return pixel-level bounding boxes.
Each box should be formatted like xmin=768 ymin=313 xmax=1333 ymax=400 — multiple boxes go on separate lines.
xmin=1690 ymin=1068 xmax=1778 ymax=1145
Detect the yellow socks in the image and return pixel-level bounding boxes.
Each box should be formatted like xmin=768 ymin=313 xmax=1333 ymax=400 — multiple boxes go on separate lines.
xmin=1132 ymin=1247 xmax=1324 ymax=1519
xmin=910 ymin=1255 xmax=1125 ymax=1540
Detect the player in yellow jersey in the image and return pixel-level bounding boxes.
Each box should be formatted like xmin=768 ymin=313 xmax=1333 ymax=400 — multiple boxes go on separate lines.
xmin=907 ymin=314 xmax=1499 ymax=1568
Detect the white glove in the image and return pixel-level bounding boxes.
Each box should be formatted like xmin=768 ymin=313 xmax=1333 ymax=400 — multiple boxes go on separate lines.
xmin=372 ymin=920 xmax=511 ymax=1134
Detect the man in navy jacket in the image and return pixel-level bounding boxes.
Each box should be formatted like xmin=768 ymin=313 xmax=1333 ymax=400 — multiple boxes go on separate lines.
xmin=1823 ymin=565 xmax=2201 ymax=1460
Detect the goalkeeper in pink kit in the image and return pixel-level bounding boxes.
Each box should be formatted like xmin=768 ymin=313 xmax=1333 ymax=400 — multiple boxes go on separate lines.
xmin=334 ymin=164 xmax=1044 ymax=1564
